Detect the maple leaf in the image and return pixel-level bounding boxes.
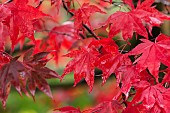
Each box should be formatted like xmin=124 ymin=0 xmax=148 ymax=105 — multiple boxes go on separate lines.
xmin=106 ymin=11 xmax=148 ymax=40
xmin=0 ymin=4 xmax=11 ymax=50
xmin=122 ymin=104 xmax=142 ymax=113
xmin=23 ymin=48 xmax=61 ymax=98
xmin=0 ymin=56 xmax=26 ymax=108
xmin=62 ymin=46 xmax=99 ymax=91
xmin=96 ymin=53 xmax=132 ymax=84
xmin=86 ymin=100 xmax=123 ymax=113
xmin=48 ymin=22 xmax=78 ymax=62
xmin=132 ymin=81 xmax=170 ymax=112
xmin=89 ymin=38 xmax=119 ymax=54
xmin=133 ymin=0 xmax=170 ymax=34
xmin=51 ymin=0 xmax=62 ymax=14
xmin=0 ymin=51 xmax=10 ymax=68
xmin=106 ymin=0 xmax=170 ymax=40
xmin=0 ymin=48 xmax=60 ymax=108
xmin=128 ymin=34 xmax=170 ymax=81
xmin=5 ymin=0 xmax=47 ymax=49
xmin=161 ymin=88 xmax=170 ymax=112
xmin=115 ymin=65 xmax=140 ymax=98
xmin=139 ymin=70 xmax=155 ymax=85
xmin=136 ymin=0 xmax=170 ymax=33
xmin=89 ymin=38 xmax=132 ymax=85
xmin=71 ymin=3 xmax=105 ymax=34
xmin=54 ymin=106 xmax=81 ymax=113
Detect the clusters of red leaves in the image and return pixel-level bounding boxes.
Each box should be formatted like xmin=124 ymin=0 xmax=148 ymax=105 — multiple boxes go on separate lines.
xmin=0 ymin=48 xmax=60 ymax=108
xmin=1 ymin=0 xmax=170 ymax=112
xmin=57 ymin=0 xmax=170 ymax=113
xmin=0 ymin=0 xmax=61 ymax=108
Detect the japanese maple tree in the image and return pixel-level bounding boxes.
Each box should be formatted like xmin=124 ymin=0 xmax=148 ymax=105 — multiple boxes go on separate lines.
xmin=1 ymin=0 xmax=170 ymax=112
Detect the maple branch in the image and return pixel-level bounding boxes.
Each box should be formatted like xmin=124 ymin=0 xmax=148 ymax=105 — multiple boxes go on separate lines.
xmin=0 ymin=50 xmax=13 ymax=59
xmin=62 ymin=0 xmax=74 ymax=16
xmin=83 ymin=24 xmax=99 ymax=40
xmin=102 ymin=0 xmax=124 ymax=6
xmin=165 ymin=5 xmax=170 ymax=14
xmin=44 ymin=29 xmax=73 ymax=37
xmin=155 ymin=0 xmax=170 ymax=6
xmin=62 ymin=0 xmax=99 ymax=40
xmin=43 ymin=29 xmax=85 ymax=39
xmin=4 ymin=0 xmax=13 ymax=4
xmin=36 ymin=0 xmax=44 ymax=8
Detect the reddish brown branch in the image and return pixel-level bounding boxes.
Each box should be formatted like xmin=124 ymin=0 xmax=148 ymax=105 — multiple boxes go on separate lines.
xmin=62 ymin=0 xmax=99 ymax=40
xmin=4 ymin=0 xmax=13 ymax=4
xmin=36 ymin=0 xmax=44 ymax=8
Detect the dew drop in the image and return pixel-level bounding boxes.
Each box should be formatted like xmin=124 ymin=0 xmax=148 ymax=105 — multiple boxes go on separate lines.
xmin=101 ymin=60 xmax=106 ymax=64
xmin=19 ymin=71 xmax=26 ymax=78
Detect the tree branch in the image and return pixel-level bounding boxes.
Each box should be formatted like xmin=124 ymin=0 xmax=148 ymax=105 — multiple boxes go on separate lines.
xmin=41 ymin=29 xmax=86 ymax=39
xmin=36 ymin=0 xmax=44 ymax=8
xmin=62 ymin=0 xmax=99 ymax=40
xmin=165 ymin=5 xmax=170 ymax=14
xmin=4 ymin=0 xmax=13 ymax=4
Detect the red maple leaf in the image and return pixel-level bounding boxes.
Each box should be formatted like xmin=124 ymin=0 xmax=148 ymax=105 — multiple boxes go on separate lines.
xmin=54 ymin=106 xmax=81 ymax=113
xmin=106 ymin=11 xmax=148 ymax=40
xmin=133 ymin=0 xmax=170 ymax=34
xmin=115 ymin=65 xmax=140 ymax=98
xmin=51 ymin=0 xmax=62 ymax=14
xmin=86 ymin=100 xmax=123 ymax=113
xmin=48 ymin=22 xmax=79 ymax=62
xmin=106 ymin=0 xmax=170 ymax=40
xmin=96 ymin=53 xmax=132 ymax=84
xmin=0 ymin=4 xmax=11 ymax=50
xmin=71 ymin=3 xmax=105 ymax=34
xmin=23 ymin=48 xmax=61 ymax=98
xmin=122 ymin=104 xmax=143 ymax=113
xmin=128 ymin=34 xmax=170 ymax=81
xmin=5 ymin=0 xmax=47 ymax=49
xmin=0 ymin=56 xmax=26 ymax=108
xmin=132 ymin=81 xmax=170 ymax=112
xmin=90 ymin=38 xmax=131 ymax=85
xmin=62 ymin=45 xmax=99 ymax=91
xmin=89 ymin=38 xmax=119 ymax=55
xmin=139 ymin=70 xmax=155 ymax=85
xmin=0 ymin=48 xmax=61 ymax=108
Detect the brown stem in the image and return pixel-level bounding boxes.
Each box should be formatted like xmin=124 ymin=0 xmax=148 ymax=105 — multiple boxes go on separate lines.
xmin=4 ymin=0 xmax=13 ymax=4
xmin=165 ymin=5 xmax=170 ymax=14
xmin=102 ymin=0 xmax=123 ymax=4
xmin=0 ymin=50 xmax=13 ymax=59
xmin=36 ymin=0 xmax=44 ymax=8
xmin=62 ymin=0 xmax=99 ymax=40
xmin=42 ymin=29 xmax=86 ymax=39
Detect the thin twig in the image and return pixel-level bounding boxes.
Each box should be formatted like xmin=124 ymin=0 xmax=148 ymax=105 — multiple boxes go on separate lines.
xmin=42 ymin=29 xmax=86 ymax=39
xmin=4 ymin=0 xmax=13 ymax=4
xmin=0 ymin=50 xmax=13 ymax=59
xmin=165 ymin=5 xmax=170 ymax=14
xmin=36 ymin=0 xmax=44 ymax=8
xmin=102 ymin=0 xmax=123 ymax=5
xmin=62 ymin=0 xmax=99 ymax=40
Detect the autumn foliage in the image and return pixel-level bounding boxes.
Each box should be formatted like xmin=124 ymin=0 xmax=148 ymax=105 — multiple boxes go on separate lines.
xmin=1 ymin=0 xmax=170 ymax=112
